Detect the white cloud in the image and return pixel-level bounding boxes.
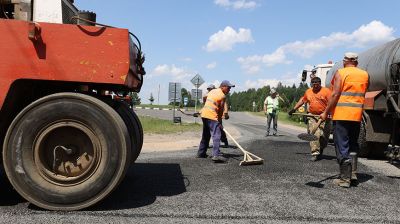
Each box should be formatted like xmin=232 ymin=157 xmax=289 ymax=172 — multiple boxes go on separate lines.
xmin=206 ymin=62 xmax=217 ymax=69
xmin=214 ymin=0 xmax=259 ymax=10
xmin=181 ymin=57 xmax=192 ymax=62
xmin=237 ymin=48 xmax=292 ymax=74
xmin=238 ymin=20 xmax=395 ymax=73
xmin=151 ymin=64 xmax=192 ymax=80
xmin=205 ymin=26 xmax=254 ymax=52
xmin=244 ymin=77 xmax=298 ymax=90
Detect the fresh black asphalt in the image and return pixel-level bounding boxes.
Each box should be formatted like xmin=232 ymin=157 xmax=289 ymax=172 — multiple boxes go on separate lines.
xmin=0 ymin=115 xmax=399 ymax=223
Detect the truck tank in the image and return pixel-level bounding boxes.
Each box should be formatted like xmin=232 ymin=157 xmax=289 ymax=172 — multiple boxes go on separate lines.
xmin=325 ymin=38 xmax=400 ymax=91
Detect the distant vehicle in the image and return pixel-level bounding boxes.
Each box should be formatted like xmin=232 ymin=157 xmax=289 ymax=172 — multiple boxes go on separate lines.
xmin=0 ymin=0 xmax=144 ymax=210
xmin=301 ymin=62 xmax=334 ymax=86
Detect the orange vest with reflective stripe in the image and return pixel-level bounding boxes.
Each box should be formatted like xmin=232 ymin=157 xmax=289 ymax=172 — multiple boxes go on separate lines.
xmin=332 ymin=67 xmax=369 ymax=121
xmin=200 ymin=88 xmax=226 ymax=121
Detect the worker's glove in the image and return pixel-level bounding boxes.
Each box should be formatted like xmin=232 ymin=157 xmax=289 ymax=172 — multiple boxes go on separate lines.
xmin=224 ymin=113 xmax=229 ymax=120
xmin=288 ymin=109 xmax=296 ymax=116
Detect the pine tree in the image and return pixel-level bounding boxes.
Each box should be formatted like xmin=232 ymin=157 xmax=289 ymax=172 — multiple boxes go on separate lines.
xmin=128 ymin=92 xmax=141 ymax=106
xmin=149 ymin=93 xmax=155 ymax=105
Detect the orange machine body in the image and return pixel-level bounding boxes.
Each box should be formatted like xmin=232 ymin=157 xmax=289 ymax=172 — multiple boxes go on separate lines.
xmin=0 ymin=19 xmax=135 ymax=110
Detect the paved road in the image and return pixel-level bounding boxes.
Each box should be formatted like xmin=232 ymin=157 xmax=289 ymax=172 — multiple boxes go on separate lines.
xmin=1 ymin=110 xmax=399 ymax=223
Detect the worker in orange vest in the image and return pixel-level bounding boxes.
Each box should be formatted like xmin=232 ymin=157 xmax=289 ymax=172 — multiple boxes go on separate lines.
xmin=320 ymin=52 xmax=369 ymax=188
xmin=202 ymin=84 xmax=229 ymax=147
xmin=289 ymin=76 xmax=332 ymax=161
xmin=197 ymin=80 xmax=234 ymax=163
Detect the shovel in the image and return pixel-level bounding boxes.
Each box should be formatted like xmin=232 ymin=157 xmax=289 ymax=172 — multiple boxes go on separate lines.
xmin=177 ymin=108 xmax=200 ymax=117
xmin=297 ymin=115 xmax=322 ymax=141
xmin=223 ymin=128 xmax=264 ymax=166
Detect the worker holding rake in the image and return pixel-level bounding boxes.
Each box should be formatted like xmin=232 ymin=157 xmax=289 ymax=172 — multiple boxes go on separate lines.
xmin=197 ymin=80 xmax=234 ymax=163
xmin=289 ymin=76 xmax=332 ymax=161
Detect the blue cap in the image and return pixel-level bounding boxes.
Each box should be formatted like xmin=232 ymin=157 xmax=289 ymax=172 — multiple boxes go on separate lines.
xmin=220 ymin=80 xmax=235 ymax=87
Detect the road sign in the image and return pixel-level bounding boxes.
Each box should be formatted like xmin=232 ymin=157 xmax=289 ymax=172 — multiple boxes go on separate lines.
xmin=191 ymin=89 xmax=202 ymax=100
xmin=183 ymin=97 xmax=188 ymax=106
xmin=190 ymin=74 xmax=205 ymax=88
xmin=168 ymin=82 xmax=181 ymax=102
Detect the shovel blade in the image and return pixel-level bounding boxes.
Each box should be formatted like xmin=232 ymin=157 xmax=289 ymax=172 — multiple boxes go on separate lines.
xmin=297 ymin=133 xmax=318 ymax=141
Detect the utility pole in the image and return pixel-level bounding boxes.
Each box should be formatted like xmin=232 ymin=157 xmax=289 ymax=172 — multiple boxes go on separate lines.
xmin=157 ymin=84 xmax=160 ymax=105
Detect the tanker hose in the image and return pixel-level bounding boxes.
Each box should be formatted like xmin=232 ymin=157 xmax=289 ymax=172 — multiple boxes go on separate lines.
xmin=70 ymin=16 xmax=143 ymax=55
xmin=389 ymin=95 xmax=400 ymax=114
xmin=1 ymin=3 xmax=9 ymax=19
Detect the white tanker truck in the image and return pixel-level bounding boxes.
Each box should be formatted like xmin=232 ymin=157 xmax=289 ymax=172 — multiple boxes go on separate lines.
xmin=326 ymin=39 xmax=400 ymax=160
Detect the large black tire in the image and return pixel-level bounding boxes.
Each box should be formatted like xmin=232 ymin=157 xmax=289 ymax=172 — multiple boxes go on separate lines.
xmin=358 ymin=120 xmax=387 ymax=158
xmin=98 ymin=98 xmax=143 ymax=163
xmin=2 ymin=93 xmax=131 ymax=210
xmin=358 ymin=120 xmax=369 ymax=157
xmin=113 ymin=101 xmax=143 ymax=162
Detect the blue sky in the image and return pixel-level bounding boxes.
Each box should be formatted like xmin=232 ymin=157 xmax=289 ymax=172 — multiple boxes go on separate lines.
xmin=75 ymin=0 xmax=399 ymax=105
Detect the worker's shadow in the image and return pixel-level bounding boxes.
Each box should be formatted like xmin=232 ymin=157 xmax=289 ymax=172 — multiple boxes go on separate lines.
xmin=90 ymin=163 xmax=187 ymax=211
xmin=305 ymin=173 xmax=374 ymax=188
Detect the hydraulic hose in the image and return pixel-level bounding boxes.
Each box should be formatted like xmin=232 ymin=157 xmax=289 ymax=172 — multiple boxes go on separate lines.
xmin=389 ymin=95 xmax=400 ymax=113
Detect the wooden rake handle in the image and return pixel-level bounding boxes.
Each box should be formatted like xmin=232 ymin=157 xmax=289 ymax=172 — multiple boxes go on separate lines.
xmin=310 ymin=119 xmax=323 ymax=135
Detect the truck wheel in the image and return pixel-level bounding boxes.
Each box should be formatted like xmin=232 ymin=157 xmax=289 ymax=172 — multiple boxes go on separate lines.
xmin=2 ymin=93 xmax=131 ymax=210
xmin=358 ymin=120 xmax=387 ymax=158
xmin=113 ymin=101 xmax=143 ymax=162
xmin=98 ymin=98 xmax=143 ymax=163
xmin=358 ymin=120 xmax=369 ymax=157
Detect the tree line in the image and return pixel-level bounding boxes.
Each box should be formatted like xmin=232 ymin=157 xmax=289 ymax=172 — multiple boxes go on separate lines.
xmin=130 ymin=81 xmax=310 ymax=111
xmin=228 ymin=82 xmax=309 ymax=112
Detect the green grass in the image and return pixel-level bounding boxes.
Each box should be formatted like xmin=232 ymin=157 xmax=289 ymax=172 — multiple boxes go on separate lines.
xmin=250 ymin=111 xmax=307 ymax=128
xmin=138 ymin=115 xmax=202 ymax=134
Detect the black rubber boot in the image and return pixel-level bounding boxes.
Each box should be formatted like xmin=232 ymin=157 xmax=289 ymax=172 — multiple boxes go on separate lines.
xmin=333 ymin=162 xmax=351 ymax=188
xmin=350 ymin=152 xmax=358 ymax=184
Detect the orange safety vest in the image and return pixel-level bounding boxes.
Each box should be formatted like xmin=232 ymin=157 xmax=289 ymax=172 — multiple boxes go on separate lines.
xmin=332 ymin=67 xmax=369 ymax=122
xmin=200 ymin=88 xmax=226 ymax=121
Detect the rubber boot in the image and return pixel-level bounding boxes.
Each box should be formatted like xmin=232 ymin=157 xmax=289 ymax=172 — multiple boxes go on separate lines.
xmin=333 ymin=162 xmax=351 ymax=188
xmin=350 ymin=152 xmax=358 ymax=185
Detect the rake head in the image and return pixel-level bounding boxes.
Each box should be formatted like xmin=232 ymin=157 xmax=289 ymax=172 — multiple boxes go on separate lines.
xmin=239 ymin=152 xmax=264 ymax=166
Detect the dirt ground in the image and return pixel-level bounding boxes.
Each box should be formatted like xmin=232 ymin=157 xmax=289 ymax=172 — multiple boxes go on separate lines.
xmin=141 ymin=124 xmax=241 ymax=153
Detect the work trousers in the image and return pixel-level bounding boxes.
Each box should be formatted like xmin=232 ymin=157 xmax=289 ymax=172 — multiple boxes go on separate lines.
xmin=333 ymin=120 xmax=360 ymax=164
xmin=266 ymin=113 xmax=278 ymax=135
xmin=308 ymin=117 xmax=331 ymax=155
xmin=220 ymin=120 xmax=228 ymax=145
xmin=198 ymin=118 xmax=222 ymax=157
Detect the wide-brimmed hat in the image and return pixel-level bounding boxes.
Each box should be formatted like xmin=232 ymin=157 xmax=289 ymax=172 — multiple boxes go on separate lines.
xmin=270 ymin=88 xmax=277 ymax=94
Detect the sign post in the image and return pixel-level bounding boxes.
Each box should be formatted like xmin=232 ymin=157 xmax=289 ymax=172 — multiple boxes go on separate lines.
xmin=190 ymin=74 xmax=205 ymax=123
xmin=183 ymin=97 xmax=188 ymax=111
xmin=168 ymin=82 xmax=182 ymax=123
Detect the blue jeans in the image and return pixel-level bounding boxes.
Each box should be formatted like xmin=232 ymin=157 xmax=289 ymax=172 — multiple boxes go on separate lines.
xmin=333 ymin=120 xmax=360 ymax=164
xmin=198 ymin=118 xmax=222 ymax=157
xmin=266 ymin=113 xmax=278 ymax=135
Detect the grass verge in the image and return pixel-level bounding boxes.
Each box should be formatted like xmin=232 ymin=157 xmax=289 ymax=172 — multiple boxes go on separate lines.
xmin=138 ymin=115 xmax=202 ymax=134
